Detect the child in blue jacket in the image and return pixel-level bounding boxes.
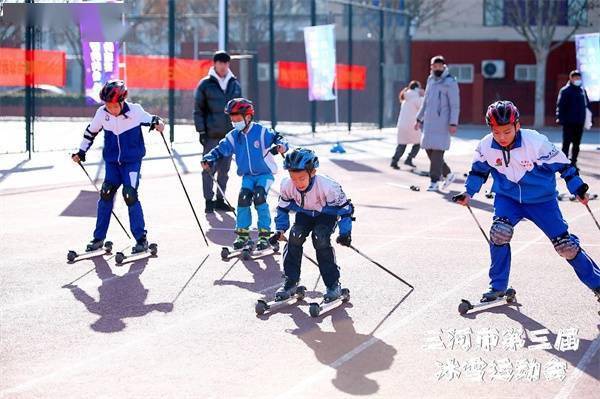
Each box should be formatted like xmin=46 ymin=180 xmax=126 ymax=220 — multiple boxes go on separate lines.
xmin=455 ymin=101 xmax=600 ymax=305
xmin=202 ymin=98 xmax=288 ymax=250
xmin=72 ymin=80 xmax=165 ymax=253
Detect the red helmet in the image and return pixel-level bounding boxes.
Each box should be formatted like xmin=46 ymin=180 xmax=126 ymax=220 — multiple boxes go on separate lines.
xmin=225 ymin=98 xmax=254 ymax=117
xmin=100 ymin=79 xmax=128 ymax=103
xmin=486 ymin=101 xmax=520 ymax=127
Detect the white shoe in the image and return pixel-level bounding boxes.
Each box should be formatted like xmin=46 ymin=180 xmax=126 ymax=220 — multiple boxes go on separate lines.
xmin=442 ymin=172 xmax=456 ymax=190
xmin=427 ymin=182 xmax=439 ymax=191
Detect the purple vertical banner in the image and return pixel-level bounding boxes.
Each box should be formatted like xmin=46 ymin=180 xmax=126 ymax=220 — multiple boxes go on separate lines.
xmin=78 ymin=4 xmax=120 ymax=104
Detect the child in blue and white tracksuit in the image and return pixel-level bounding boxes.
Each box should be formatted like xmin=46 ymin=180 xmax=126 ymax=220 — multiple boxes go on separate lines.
xmin=202 ymin=102 xmax=288 ymax=250
xmin=457 ymin=100 xmax=600 ymax=304
xmin=72 ymin=80 xmax=164 ymax=253
xmin=271 ymin=148 xmax=354 ymax=302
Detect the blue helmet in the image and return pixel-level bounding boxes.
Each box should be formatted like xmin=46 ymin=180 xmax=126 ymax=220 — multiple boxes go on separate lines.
xmin=283 ymin=148 xmax=319 ymax=171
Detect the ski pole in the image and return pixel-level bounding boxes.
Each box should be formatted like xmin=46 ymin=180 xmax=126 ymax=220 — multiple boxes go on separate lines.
xmin=585 ymin=204 xmax=600 ymax=232
xmin=154 ymin=124 xmax=209 ymax=246
xmin=205 ymin=168 xmax=237 ymax=217
xmin=452 ymin=193 xmax=490 ymax=245
xmin=76 ymin=161 xmax=131 ymax=240
xmin=347 ymin=244 xmax=414 ymax=289
xmin=465 ymin=204 xmax=491 ymax=245
xmin=270 ymin=233 xmax=319 ymax=267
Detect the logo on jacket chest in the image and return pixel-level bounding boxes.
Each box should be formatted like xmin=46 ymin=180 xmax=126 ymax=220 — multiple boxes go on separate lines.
xmin=254 ymin=140 xmax=260 ymax=149
xmin=495 ymin=158 xmax=503 ymax=167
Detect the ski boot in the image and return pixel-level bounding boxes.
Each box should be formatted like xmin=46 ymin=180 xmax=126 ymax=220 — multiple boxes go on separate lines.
xmin=132 ymin=235 xmax=149 ymax=254
xmin=323 ymin=281 xmax=342 ymax=303
xmin=481 ymin=288 xmax=506 ymax=303
xmin=86 ymin=238 xmax=104 ymax=252
xmin=233 ymin=229 xmax=251 ymax=250
xmin=255 ymin=229 xmax=271 ymax=251
xmin=275 ymin=278 xmax=299 ymax=301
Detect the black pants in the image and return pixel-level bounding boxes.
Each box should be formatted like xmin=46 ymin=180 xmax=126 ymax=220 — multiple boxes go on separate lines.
xmin=201 ymin=138 xmax=232 ymax=201
xmin=562 ymin=124 xmax=584 ymax=166
xmin=283 ymin=212 xmax=340 ymax=288
xmin=425 ymin=149 xmax=451 ymax=183
xmin=392 ymin=144 xmax=420 ymax=164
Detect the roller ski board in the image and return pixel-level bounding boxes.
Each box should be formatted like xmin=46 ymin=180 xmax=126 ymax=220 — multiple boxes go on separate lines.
xmin=308 ymin=288 xmax=351 ymax=318
xmin=115 ymin=243 xmax=158 ymax=265
xmin=558 ymin=192 xmax=598 ymax=202
xmin=221 ymin=241 xmax=280 ymax=261
xmin=458 ymin=288 xmax=517 ymax=315
xmin=255 ymin=285 xmax=307 ymax=315
xmin=67 ymin=241 xmax=113 ymax=263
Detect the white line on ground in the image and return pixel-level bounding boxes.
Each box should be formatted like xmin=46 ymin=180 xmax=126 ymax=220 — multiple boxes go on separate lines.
xmin=553 ymin=332 xmax=600 ymax=399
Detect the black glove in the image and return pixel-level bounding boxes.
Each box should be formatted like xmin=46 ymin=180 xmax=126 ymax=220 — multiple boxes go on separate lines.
xmin=336 ymin=234 xmax=351 ymax=247
xmin=269 ymin=231 xmax=284 ymax=246
xmin=452 ymin=192 xmax=467 ymax=202
xmin=576 ymin=183 xmax=589 ymax=200
xmin=269 ymin=145 xmax=279 ymax=155
xmin=199 ymin=133 xmax=208 ymax=146
xmin=149 ymin=115 xmax=162 ymax=131
xmin=72 ymin=150 xmax=86 ymax=162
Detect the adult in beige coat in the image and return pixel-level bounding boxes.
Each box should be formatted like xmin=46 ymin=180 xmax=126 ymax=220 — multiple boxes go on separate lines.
xmin=391 ymin=81 xmax=424 ymax=169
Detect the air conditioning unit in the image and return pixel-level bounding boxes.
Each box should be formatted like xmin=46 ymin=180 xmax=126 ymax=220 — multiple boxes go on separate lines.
xmin=481 ymin=60 xmax=505 ymax=79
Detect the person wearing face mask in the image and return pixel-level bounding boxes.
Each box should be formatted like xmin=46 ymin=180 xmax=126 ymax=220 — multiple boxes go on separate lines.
xmin=194 ymin=51 xmax=242 ymax=214
xmin=415 ymin=55 xmax=460 ymax=191
xmin=556 ymin=70 xmax=593 ymax=169
xmin=202 ymin=98 xmax=289 ymax=251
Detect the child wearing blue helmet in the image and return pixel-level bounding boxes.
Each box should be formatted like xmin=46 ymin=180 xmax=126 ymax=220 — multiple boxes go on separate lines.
xmin=271 ymin=148 xmax=354 ymax=302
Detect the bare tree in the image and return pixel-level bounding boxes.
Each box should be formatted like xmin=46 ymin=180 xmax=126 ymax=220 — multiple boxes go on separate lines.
xmin=492 ymin=0 xmax=598 ymax=127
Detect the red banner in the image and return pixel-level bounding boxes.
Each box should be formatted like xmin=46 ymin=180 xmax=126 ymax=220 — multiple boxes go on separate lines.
xmin=0 ymin=47 xmax=66 ymax=87
xmin=277 ymin=61 xmax=366 ymax=91
xmin=120 ymin=55 xmax=212 ymax=90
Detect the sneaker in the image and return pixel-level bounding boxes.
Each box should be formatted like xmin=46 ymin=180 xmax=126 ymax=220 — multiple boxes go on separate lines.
xmin=323 ymin=281 xmax=342 ymax=303
xmin=233 ymin=229 xmax=250 ymax=250
xmin=86 ymin=238 xmax=104 ymax=252
xmin=132 ymin=236 xmax=149 ymax=254
xmin=214 ymin=198 xmax=235 ymax=212
xmin=404 ymin=158 xmax=416 ymax=168
xmin=390 ymin=160 xmax=400 ymax=170
xmin=205 ymin=199 xmax=214 ymax=214
xmin=441 ymin=172 xmax=456 ymax=190
xmin=275 ymin=278 xmax=298 ymax=301
xmin=481 ymin=288 xmax=505 ymax=303
xmin=426 ymin=181 xmax=439 ymax=192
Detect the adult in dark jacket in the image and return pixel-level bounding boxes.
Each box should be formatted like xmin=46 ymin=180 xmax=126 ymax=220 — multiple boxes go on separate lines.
xmin=194 ymin=51 xmax=242 ymax=213
xmin=556 ymin=70 xmax=592 ymax=168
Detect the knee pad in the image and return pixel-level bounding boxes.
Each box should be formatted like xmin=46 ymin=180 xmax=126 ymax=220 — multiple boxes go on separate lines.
xmin=122 ymin=186 xmax=138 ymax=206
xmin=490 ymin=217 xmax=513 ymax=246
xmin=238 ymin=188 xmax=253 ymax=207
xmin=289 ymin=224 xmax=308 ymax=246
xmin=312 ymin=225 xmax=333 ymax=249
xmin=553 ymin=233 xmax=580 ymax=260
xmin=100 ymin=182 xmax=117 ymax=201
xmin=253 ymin=186 xmax=267 ymax=206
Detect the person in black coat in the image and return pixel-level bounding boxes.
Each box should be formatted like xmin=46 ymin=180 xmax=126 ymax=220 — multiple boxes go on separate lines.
xmin=556 ymin=70 xmax=592 ymax=168
xmin=194 ymin=51 xmax=242 ymax=213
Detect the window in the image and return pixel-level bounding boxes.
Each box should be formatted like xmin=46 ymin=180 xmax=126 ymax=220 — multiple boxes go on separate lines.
xmin=514 ymin=64 xmax=536 ymax=81
xmin=483 ymin=0 xmax=588 ymax=27
xmin=484 ymin=0 xmax=504 ymax=26
xmin=448 ymin=64 xmax=474 ymax=83
xmin=258 ymin=62 xmax=278 ymax=82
